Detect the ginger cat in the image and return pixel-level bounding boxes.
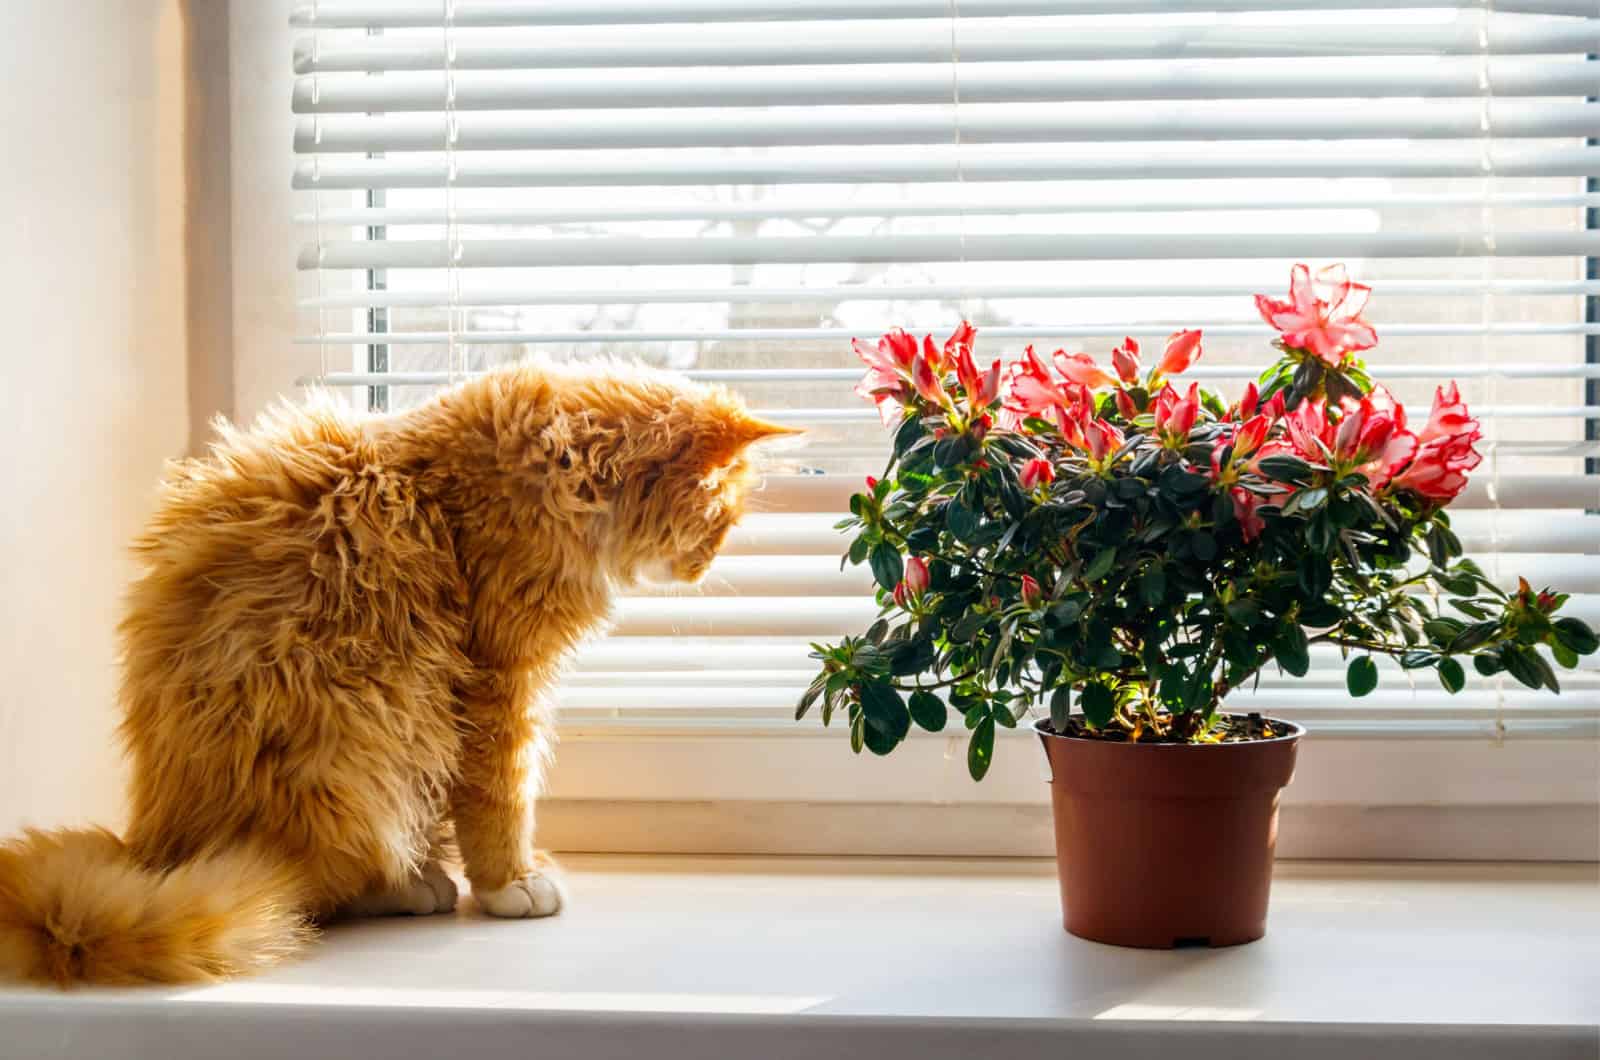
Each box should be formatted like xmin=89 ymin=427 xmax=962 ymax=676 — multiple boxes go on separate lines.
xmin=0 ymin=362 xmax=790 ymax=985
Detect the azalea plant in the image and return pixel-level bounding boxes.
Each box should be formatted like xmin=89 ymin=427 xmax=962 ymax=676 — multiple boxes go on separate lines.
xmin=796 ymin=265 xmax=1598 ymax=779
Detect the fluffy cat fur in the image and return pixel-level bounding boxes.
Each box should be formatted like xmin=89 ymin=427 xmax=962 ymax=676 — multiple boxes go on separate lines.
xmin=0 ymin=362 xmax=789 ymax=986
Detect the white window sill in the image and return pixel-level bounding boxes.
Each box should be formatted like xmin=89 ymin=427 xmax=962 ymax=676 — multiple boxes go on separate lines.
xmin=4 ymin=856 xmax=1595 ymax=1059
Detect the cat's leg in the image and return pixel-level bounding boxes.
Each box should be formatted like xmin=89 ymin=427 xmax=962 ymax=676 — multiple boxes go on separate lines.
xmin=337 ymin=861 xmax=459 ymax=918
xmin=451 ymin=668 xmax=566 ymax=919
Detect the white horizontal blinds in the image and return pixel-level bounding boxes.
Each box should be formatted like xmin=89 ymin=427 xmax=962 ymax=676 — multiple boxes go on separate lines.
xmin=293 ymin=1 xmax=1599 ymax=737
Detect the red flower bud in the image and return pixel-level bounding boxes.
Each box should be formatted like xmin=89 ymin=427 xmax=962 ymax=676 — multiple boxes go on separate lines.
xmin=865 ymin=475 xmax=878 ymax=491
xmin=903 ymin=555 xmax=930 ymax=595
xmin=1020 ymin=574 xmax=1043 ymax=609
xmin=1159 ymin=329 xmax=1204 ymax=375
xmin=892 ymin=581 xmax=912 ymax=609
xmin=1111 ymin=338 xmax=1141 ymax=385
xmin=1115 ymin=388 xmax=1138 ymax=420
xmin=1020 ymin=457 xmax=1056 ymax=490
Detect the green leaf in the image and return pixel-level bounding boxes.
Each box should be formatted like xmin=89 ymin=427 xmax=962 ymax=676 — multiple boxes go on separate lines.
xmin=908 ymin=688 xmax=940 ymax=730
xmin=1080 ymin=682 xmax=1116 ymax=729
xmin=1422 ymin=617 xmax=1466 ymax=646
xmin=1226 ymin=599 xmax=1263 ymax=627
xmin=794 ymin=674 xmax=827 ymax=721
xmin=858 ymin=682 xmax=910 ymax=740
xmin=1473 ymin=653 xmax=1504 ymax=677
xmin=1505 ymin=645 xmax=1559 ymax=693
xmin=1288 ymin=355 xmax=1325 ymax=406
xmin=1274 ymin=624 xmax=1310 ymax=677
xmin=847 ymin=535 xmax=870 ymax=567
xmin=1437 ymin=657 xmax=1466 ymax=694
xmin=861 ymin=719 xmax=901 ymax=756
xmin=868 ymin=542 xmax=904 ymax=592
xmin=1346 ymin=656 xmax=1379 ymax=698
xmin=1553 ymin=617 xmax=1599 ymax=656
xmin=1285 ymin=486 xmax=1328 ymax=515
xmin=945 ymin=496 xmax=980 ymax=542
xmin=849 ymin=712 xmax=865 ymax=753
xmin=1552 ymin=641 xmax=1580 ymax=670
xmin=948 ymin=610 xmax=988 ymax=644
xmin=891 ymin=414 xmax=926 ymax=457
xmin=967 ymin=715 xmax=996 ymax=781
xmin=1139 ymin=565 xmax=1167 ymax=607
xmin=1189 ymin=531 xmax=1217 ymax=562
xmin=1049 ymin=685 xmax=1072 ymax=732
xmin=1258 ymin=453 xmax=1315 ymax=485
xmin=1297 ymin=553 xmax=1332 ymax=600
xmin=1083 ymin=547 xmax=1117 ymax=582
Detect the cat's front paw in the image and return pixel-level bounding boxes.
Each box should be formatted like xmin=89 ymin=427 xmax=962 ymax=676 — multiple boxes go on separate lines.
xmin=474 ymin=872 xmax=565 ymax=918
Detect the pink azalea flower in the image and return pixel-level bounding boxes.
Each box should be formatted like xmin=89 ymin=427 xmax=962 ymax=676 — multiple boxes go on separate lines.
xmin=911 ymin=350 xmax=951 ymax=408
xmin=1020 ymin=457 xmax=1055 ymax=490
xmin=1254 ymin=263 xmax=1378 ymax=366
xmin=1236 ymin=381 xmax=1259 ymax=421
xmin=1111 ymin=338 xmax=1141 ymax=384
xmin=1231 ymin=487 xmax=1266 ymax=542
xmin=1283 ymin=397 xmax=1334 ymax=461
xmin=1415 ymin=383 xmax=1478 ymax=445
xmin=1391 ymin=433 xmax=1481 ymax=502
xmin=1233 ymin=413 xmax=1271 ymax=459
xmin=956 ymin=344 xmax=1002 ymax=409
xmin=1053 ymin=350 xmax=1116 ymax=390
xmin=1114 ymin=388 xmax=1138 ymax=420
xmin=1153 ymin=382 xmax=1199 ymax=442
xmin=852 ymin=328 xmax=921 ymax=424
xmin=943 ymin=320 xmax=977 ymax=362
xmin=1389 ymin=385 xmax=1482 ymax=503
xmin=1158 ymin=329 xmax=1204 ymax=375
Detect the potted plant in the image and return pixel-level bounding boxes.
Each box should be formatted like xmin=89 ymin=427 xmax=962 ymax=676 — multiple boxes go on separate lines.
xmin=796 ymin=264 xmax=1598 ymax=948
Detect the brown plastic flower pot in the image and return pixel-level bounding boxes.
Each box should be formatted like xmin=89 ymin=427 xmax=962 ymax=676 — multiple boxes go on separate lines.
xmin=1035 ymin=716 xmax=1303 ymax=949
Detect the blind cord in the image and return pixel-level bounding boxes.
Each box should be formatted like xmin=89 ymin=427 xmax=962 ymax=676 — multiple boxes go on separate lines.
xmin=946 ymin=0 xmax=972 ymax=324
xmin=1478 ymin=0 xmax=1508 ymax=742
xmin=443 ymin=0 xmax=462 ymax=384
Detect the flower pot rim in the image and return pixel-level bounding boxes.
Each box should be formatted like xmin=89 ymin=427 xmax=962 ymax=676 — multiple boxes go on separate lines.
xmin=1033 ymin=714 xmax=1305 ymax=748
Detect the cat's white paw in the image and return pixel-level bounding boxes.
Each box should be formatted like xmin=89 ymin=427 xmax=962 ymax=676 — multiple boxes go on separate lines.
xmin=342 ymin=861 xmax=458 ymax=917
xmin=475 ymin=872 xmax=565 ymax=919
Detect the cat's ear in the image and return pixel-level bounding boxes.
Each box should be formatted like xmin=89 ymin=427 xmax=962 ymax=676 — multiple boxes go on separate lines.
xmin=700 ymin=408 xmax=802 ymax=468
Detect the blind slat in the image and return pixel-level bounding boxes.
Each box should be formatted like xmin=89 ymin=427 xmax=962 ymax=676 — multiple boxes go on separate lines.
xmin=303 ymin=326 xmax=1600 ymax=348
xmin=626 ymin=553 xmax=1600 ymax=597
xmin=319 ymin=363 xmax=1600 ymax=383
xmin=292 ymin=146 xmax=1600 ymax=189
xmin=609 ymin=594 xmax=1600 ymax=638
xmin=716 ymin=512 xmax=1597 ymax=557
xmin=295 ymin=231 xmax=1600 ymax=270
xmin=294 ymin=103 xmax=1600 ymax=153
xmin=299 ymin=280 xmax=1600 ymax=308
xmin=756 ymin=474 xmax=1598 ymax=512
xmin=296 ymin=192 xmax=1600 ymax=228
xmin=291 ymin=0 xmax=1599 ymax=30
xmin=289 ymin=60 xmax=1600 ymax=112
xmin=293 ymin=22 xmax=1600 ymax=73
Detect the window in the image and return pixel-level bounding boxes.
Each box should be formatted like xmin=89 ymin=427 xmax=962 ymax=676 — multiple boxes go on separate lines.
xmin=289 ymin=1 xmax=1598 ymax=843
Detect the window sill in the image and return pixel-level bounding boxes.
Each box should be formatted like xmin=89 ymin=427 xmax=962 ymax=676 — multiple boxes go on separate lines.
xmin=5 ymin=857 xmax=1595 ymax=1060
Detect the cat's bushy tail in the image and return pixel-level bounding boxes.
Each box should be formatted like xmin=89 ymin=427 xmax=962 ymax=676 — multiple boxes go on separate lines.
xmin=0 ymin=827 xmax=310 ymax=986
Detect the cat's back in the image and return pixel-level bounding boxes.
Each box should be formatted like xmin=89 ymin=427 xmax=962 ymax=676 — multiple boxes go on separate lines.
xmin=124 ymin=394 xmax=464 ymax=666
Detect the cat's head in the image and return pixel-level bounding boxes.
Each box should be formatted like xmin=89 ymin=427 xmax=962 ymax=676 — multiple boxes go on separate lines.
xmin=598 ymin=378 xmax=796 ymax=586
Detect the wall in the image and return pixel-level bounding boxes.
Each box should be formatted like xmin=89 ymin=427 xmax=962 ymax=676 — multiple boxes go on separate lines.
xmin=0 ymin=2 xmax=233 ymax=835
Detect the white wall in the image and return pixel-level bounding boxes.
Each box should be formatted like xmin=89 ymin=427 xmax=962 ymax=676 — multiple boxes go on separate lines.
xmin=0 ymin=2 xmax=232 ymax=835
